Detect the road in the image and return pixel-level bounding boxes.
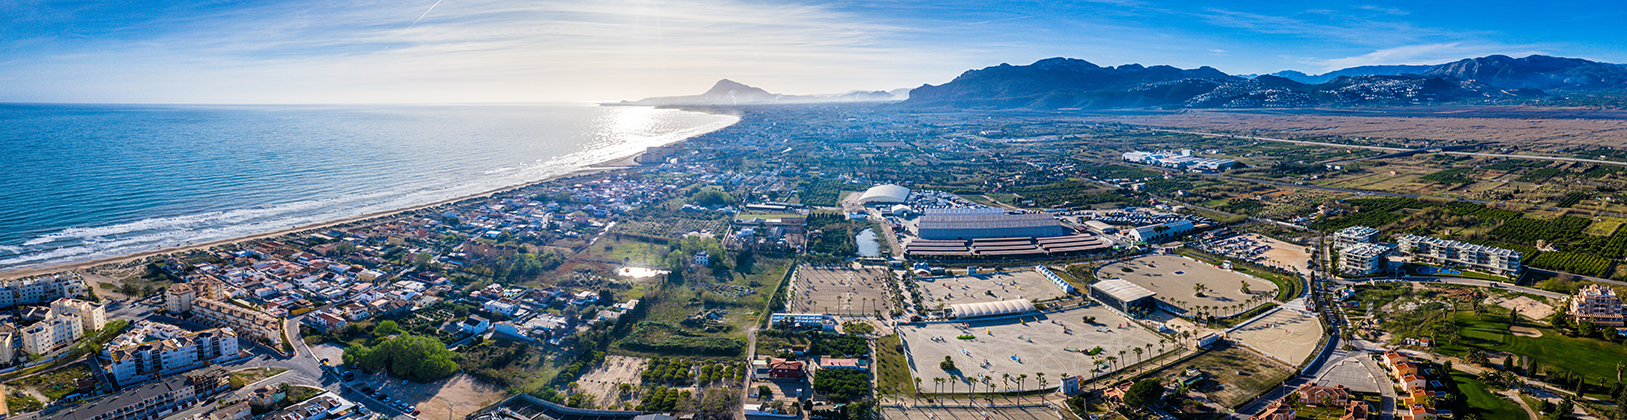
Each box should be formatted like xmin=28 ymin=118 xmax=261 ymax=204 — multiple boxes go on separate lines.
xmin=1149 ymin=128 xmax=1627 ymax=167
xmin=1329 ymin=276 xmax=1566 ymax=300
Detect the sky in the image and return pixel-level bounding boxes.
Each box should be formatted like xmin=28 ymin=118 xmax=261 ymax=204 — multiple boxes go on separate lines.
xmin=3 ymin=0 xmax=1625 ymax=104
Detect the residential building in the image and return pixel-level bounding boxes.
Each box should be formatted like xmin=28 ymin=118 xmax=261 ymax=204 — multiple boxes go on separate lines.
xmin=52 ymin=299 xmax=107 ymax=333
xmin=164 ymin=284 xmax=196 ymax=314
xmin=0 ymin=324 xmax=15 ymax=365
xmin=483 ymin=300 xmax=517 ymax=317
xmin=1570 ymin=284 xmax=1624 ymax=327
xmin=1397 ymin=234 xmax=1521 ymax=276
xmin=461 ymin=316 xmax=490 ymax=334
xmin=1297 ymin=383 xmax=1353 ymax=407
xmin=105 ymin=325 xmax=240 ymax=386
xmin=190 ymin=298 xmax=280 ymax=344
xmin=1400 ymin=403 xmax=1437 ymax=420
xmin=816 ymin=358 xmax=866 ymax=372
xmin=37 ymin=373 xmax=214 ymax=420
xmin=1340 ymin=243 xmax=1394 ymax=276
xmin=1342 ymin=400 xmax=1371 ymax=420
xmin=767 ymin=358 xmax=804 ymax=380
xmin=1100 ymin=382 xmax=1133 ymax=406
xmin=1332 ymin=226 xmax=1380 ymax=250
xmin=261 ymin=392 xmax=357 ymax=420
xmin=0 ymin=276 xmax=86 ymax=309
xmin=204 ymin=402 xmax=251 ymax=420
xmin=1250 ymin=400 xmax=1295 ymax=420
xmin=21 ymin=310 xmax=83 ymax=355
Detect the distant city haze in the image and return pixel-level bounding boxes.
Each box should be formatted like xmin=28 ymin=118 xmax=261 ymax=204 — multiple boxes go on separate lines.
xmin=2 ymin=0 xmax=1625 ymax=104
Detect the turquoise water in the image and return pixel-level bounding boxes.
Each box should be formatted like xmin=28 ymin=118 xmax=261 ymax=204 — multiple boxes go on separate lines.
xmin=0 ymin=104 xmax=736 ymax=270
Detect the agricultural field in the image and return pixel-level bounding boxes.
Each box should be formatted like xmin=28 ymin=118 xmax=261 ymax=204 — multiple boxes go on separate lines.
xmin=612 ymin=217 xmax=729 ymax=240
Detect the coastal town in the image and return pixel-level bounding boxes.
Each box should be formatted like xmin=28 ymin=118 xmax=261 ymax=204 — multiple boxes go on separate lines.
xmin=6 ymin=104 xmax=1627 ymax=420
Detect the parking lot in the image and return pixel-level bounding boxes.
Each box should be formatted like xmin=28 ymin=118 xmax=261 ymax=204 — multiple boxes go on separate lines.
xmin=898 ymin=306 xmax=1166 ymax=393
xmin=913 ymin=270 xmax=1069 ymax=307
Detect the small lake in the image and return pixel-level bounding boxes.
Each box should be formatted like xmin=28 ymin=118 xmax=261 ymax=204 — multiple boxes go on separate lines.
xmin=616 ymin=267 xmax=670 ymax=278
xmin=856 ymin=228 xmax=882 ymax=257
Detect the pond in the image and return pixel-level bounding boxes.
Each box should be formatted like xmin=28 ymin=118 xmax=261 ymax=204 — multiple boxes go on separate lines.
xmin=856 ymin=228 xmax=882 ymax=257
xmin=616 ymin=266 xmax=670 ymax=278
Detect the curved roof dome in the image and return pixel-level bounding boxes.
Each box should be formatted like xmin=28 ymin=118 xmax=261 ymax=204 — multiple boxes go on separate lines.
xmin=858 ymin=184 xmax=911 ymax=204
xmin=949 ymin=299 xmax=1034 ymax=318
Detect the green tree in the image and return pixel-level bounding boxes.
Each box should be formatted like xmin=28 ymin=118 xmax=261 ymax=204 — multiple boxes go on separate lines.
xmin=373 ymin=320 xmax=400 ymax=336
xmin=1123 ymin=379 xmax=1164 ymax=408
xmin=343 ymin=334 xmax=459 ymax=382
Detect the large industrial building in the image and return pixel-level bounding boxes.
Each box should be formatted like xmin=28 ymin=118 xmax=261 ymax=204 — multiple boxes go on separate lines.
xmin=1090 ymin=279 xmax=1157 ymax=314
xmin=1122 ymin=150 xmax=1237 ymax=172
xmin=857 ymin=184 xmax=911 ymax=204
xmin=904 ymin=234 xmax=1110 ymax=259
xmin=915 ymin=208 xmax=1071 ymax=240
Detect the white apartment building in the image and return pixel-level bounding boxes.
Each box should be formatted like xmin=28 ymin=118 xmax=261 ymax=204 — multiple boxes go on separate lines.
xmin=22 ymin=311 xmax=83 ymax=355
xmin=1340 ymin=243 xmax=1394 ymax=276
xmin=1571 ymin=284 xmax=1624 ymax=327
xmin=1397 ymin=234 xmax=1522 ymax=276
xmin=106 ymin=325 xmax=240 ymax=386
xmin=51 ymin=298 xmax=106 ymax=333
xmin=1333 ymin=226 xmax=1381 ymax=250
xmin=0 ymin=275 xmax=87 ymax=309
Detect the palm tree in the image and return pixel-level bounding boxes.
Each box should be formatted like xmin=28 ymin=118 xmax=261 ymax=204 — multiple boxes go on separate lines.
xmin=1133 ymin=347 xmax=1144 ymax=363
xmin=1106 ymin=356 xmax=1118 ymax=371
xmin=934 ymin=377 xmax=944 ymax=394
xmin=1036 ymin=372 xmax=1046 ymax=391
xmin=982 ymin=375 xmax=993 ymax=393
xmin=1003 ymin=373 xmax=1011 ymax=392
xmin=1018 ymin=373 xmax=1028 ymax=393
xmin=914 ymin=377 xmax=922 ymax=396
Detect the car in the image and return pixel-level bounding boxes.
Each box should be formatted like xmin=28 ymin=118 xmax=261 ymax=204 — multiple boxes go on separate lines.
xmin=412 ymin=410 xmax=420 ymax=416
xmin=361 ymin=387 xmax=373 ymax=393
xmin=401 ymin=380 xmax=408 ymax=385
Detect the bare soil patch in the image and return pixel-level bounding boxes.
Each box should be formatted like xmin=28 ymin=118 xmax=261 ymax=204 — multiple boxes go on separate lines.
xmin=576 ymin=355 xmax=646 ymax=408
xmin=1486 ymin=296 xmax=1555 ymax=321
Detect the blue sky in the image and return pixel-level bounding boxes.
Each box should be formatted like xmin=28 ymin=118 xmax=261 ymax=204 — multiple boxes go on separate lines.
xmin=2 ymin=0 xmax=1623 ymax=103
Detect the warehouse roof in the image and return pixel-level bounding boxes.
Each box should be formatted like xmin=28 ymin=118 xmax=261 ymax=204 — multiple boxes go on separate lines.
xmin=949 ymin=299 xmax=1034 ymax=318
xmin=1091 ymin=279 xmax=1156 ymax=303
xmin=919 ymin=209 xmax=1065 ymax=231
xmin=858 ymin=184 xmax=911 ymax=204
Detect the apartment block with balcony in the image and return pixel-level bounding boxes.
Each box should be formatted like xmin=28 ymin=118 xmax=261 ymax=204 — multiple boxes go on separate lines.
xmin=1333 ymin=226 xmax=1381 ymax=250
xmin=1571 ymin=284 xmax=1624 ymax=327
xmin=52 ymin=298 xmax=107 ymax=333
xmin=21 ymin=310 xmax=83 ymax=355
xmin=106 ymin=325 xmax=240 ymax=387
xmin=190 ymin=298 xmax=280 ymax=344
xmin=1339 ymin=242 xmax=1394 ymax=276
xmin=1397 ymin=234 xmax=1522 ymax=276
xmin=0 ymin=275 xmax=87 ymax=309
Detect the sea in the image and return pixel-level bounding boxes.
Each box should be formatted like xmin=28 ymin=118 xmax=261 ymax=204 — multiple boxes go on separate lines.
xmin=0 ymin=103 xmax=738 ymax=271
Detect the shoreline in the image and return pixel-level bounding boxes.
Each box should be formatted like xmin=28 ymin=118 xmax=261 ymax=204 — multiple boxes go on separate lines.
xmin=0 ymin=108 xmax=739 ymax=281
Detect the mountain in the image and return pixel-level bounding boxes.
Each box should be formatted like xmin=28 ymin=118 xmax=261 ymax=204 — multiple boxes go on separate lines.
xmin=1423 ymin=55 xmax=1627 ymax=90
xmin=1268 ymin=65 xmax=1435 ymax=84
xmin=903 ymin=57 xmax=1241 ymax=109
xmin=615 ymin=79 xmax=905 ymax=106
xmin=899 ymin=55 xmax=1627 ymax=110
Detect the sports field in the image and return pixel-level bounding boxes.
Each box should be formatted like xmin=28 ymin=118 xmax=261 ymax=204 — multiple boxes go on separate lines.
xmin=790 ymin=266 xmax=893 ymax=316
xmin=1099 ymin=255 xmax=1276 ymax=316
xmin=898 ymin=306 xmax=1166 ymax=393
xmin=914 ymin=270 xmax=1070 ymax=306
xmin=1228 ymin=303 xmax=1323 ymax=365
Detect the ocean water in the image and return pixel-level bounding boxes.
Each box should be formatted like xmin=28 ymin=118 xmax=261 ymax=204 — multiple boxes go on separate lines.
xmin=0 ymin=104 xmax=737 ymax=271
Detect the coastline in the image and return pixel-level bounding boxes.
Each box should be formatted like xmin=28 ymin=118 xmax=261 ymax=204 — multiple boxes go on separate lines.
xmin=0 ymin=107 xmax=739 ymax=281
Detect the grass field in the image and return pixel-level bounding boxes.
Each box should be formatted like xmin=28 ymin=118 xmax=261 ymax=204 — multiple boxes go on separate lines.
xmin=1438 ymin=311 xmax=1627 ymax=397
xmin=874 ymin=334 xmax=917 ymax=396
xmin=1450 ymin=370 xmax=1525 ymax=420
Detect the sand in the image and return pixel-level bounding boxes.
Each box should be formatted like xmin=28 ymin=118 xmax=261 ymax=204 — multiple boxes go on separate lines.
xmin=0 ymin=126 xmax=719 ymax=281
xmin=1098 ymin=255 xmax=1277 ymax=316
xmin=1487 ymin=296 xmax=1555 ymax=321
xmin=1510 ymin=326 xmax=1543 ymax=338
xmin=898 ymin=306 xmax=1166 ymax=393
xmin=1227 ymin=304 xmax=1324 ymax=365
xmin=575 ymin=355 xmax=646 ymax=408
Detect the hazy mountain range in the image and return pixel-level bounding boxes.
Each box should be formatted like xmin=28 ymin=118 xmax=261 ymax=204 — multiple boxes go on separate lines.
xmin=616 ymin=54 xmax=1627 ymax=109
xmin=615 ymin=79 xmax=907 ymax=106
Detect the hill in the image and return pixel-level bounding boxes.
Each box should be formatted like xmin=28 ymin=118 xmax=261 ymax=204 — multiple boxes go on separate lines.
xmin=615 ymin=79 xmax=905 ymax=106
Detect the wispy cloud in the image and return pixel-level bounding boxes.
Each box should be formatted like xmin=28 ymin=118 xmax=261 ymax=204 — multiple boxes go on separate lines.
xmin=1314 ymin=43 xmax=1545 ymax=72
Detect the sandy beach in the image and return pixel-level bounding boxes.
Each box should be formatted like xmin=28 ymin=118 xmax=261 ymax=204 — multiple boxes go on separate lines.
xmin=0 ymin=109 xmax=733 ymax=281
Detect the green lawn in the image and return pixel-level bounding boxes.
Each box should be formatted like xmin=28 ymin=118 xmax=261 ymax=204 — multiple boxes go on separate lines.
xmin=1450 ymin=370 xmax=1525 ymax=420
xmin=874 ymin=334 xmax=917 ymax=396
xmin=1439 ymin=311 xmax=1627 ymax=397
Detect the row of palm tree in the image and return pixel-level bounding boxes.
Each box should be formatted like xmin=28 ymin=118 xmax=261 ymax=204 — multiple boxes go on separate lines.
xmin=1167 ymin=291 xmax=1273 ymax=321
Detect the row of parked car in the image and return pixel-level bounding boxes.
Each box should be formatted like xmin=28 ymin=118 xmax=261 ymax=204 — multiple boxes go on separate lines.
xmin=324 ymin=359 xmax=421 ymax=416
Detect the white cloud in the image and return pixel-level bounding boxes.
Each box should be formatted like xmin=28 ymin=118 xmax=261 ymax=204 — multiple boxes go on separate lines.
xmin=1314 ymin=43 xmax=1546 ymax=72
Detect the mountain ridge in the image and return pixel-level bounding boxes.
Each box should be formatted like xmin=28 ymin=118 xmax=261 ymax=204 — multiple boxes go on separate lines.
xmin=615 ymin=79 xmax=906 ymax=106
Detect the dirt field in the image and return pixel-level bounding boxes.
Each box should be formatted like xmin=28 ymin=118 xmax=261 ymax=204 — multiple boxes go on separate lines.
xmin=1487 ymin=296 xmax=1555 ymax=321
xmin=791 ymin=266 xmax=893 ymax=316
xmin=1144 ymin=343 xmax=1295 ymax=407
xmin=898 ymin=306 xmax=1166 ymax=393
xmin=880 ymin=404 xmax=1064 ymax=420
xmin=1254 ymin=236 xmax=1312 ymax=275
xmin=1227 ymin=303 xmax=1323 ymax=365
xmin=1099 ymin=255 xmax=1276 ymax=315
xmin=378 ymin=373 xmax=509 ymax=420
xmin=575 ymin=355 xmax=646 ymax=408
xmin=1084 ymin=107 xmax=1627 ymax=148
xmin=914 ymin=270 xmax=1072 ymax=307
